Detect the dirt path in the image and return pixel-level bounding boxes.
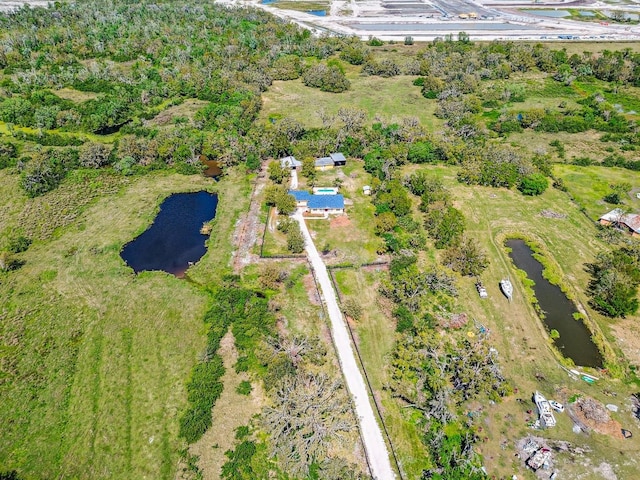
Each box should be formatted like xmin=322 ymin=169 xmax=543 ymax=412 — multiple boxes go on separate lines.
xmin=232 ymin=163 xmax=268 ymax=272
xmin=293 ymin=211 xmax=396 ymax=480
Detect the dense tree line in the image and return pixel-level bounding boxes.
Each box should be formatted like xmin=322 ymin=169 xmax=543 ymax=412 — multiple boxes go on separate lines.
xmin=0 ymin=0 xmax=357 ymax=196
xmin=179 ymin=280 xmax=276 ymax=443
xmin=587 ymin=243 xmax=640 ymax=318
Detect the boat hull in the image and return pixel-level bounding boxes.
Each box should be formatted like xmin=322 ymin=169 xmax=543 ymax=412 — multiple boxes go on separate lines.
xmin=500 ymin=279 xmax=513 ymax=299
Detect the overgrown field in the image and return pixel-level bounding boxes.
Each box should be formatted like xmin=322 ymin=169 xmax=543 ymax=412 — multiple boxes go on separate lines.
xmin=260 ymin=74 xmax=441 ymax=130
xmin=0 ymin=170 xmax=248 ymax=478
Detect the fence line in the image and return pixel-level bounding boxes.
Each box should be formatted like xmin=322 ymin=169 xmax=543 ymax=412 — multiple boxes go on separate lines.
xmin=327 ymin=268 xmax=405 ymax=480
xmin=305 ymin=260 xmax=375 ymax=479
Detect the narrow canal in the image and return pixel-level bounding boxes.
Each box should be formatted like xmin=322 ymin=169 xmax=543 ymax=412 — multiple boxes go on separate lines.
xmin=505 ymin=238 xmax=603 ymax=368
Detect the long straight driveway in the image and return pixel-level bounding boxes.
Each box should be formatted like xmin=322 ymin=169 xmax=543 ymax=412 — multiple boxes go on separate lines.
xmin=293 ymin=211 xmax=396 ymax=480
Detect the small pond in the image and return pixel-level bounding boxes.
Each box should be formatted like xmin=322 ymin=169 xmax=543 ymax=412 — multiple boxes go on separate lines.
xmin=505 ymin=239 xmax=603 ymax=368
xmin=308 ymin=9 xmax=326 ymax=16
xmin=121 ymin=191 xmax=218 ymax=277
xmin=200 ymin=155 xmax=222 ymax=178
xmin=95 ymin=120 xmax=130 ymax=135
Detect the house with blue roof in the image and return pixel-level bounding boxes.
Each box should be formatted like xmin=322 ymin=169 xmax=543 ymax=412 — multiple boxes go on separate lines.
xmin=308 ymin=194 xmax=344 ymax=215
xmin=288 ymin=190 xmax=313 ymax=207
xmin=288 ymin=190 xmax=345 ymax=215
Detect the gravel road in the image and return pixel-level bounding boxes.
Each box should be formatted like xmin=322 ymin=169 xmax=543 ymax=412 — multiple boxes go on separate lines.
xmin=293 ymin=211 xmax=396 ymax=480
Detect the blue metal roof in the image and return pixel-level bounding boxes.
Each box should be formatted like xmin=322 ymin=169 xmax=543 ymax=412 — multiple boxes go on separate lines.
xmin=308 ymin=194 xmax=344 ymax=210
xmin=330 ymin=152 xmax=346 ymax=162
xmin=288 ymin=190 xmax=312 ymax=201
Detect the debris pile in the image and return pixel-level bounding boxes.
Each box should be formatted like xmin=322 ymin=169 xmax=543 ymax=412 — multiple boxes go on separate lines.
xmin=632 ymin=393 xmax=640 ymax=421
xmin=438 ymin=312 xmax=469 ymax=329
xmin=568 ymin=395 xmax=624 ymax=439
xmin=516 ymin=436 xmax=556 ymax=479
xmin=577 ymin=397 xmax=610 ymax=423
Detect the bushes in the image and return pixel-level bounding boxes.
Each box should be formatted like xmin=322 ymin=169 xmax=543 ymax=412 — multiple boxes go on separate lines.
xmin=180 ymin=285 xmax=276 ymax=443
xmin=407 ymin=141 xmax=436 ymax=164
xmin=20 ymin=148 xmax=79 ymax=197
xmin=518 ymin=173 xmax=548 ymax=196
xmin=0 ymin=141 xmax=17 ymax=169
xmin=79 ymin=142 xmax=113 ymax=168
xmin=11 ymin=131 xmax=84 ymax=147
xmin=339 ymin=44 xmax=370 ymax=65
xmin=179 ymin=357 xmax=225 ymax=443
xmin=587 ymin=246 xmax=640 ymax=318
xmin=362 ymin=58 xmax=400 ymax=77
xmin=302 ymin=63 xmax=350 ymax=93
xmin=286 ymin=223 xmax=305 ymax=254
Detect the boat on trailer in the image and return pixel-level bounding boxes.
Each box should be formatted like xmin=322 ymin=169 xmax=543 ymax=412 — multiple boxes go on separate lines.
xmin=500 ymin=277 xmax=513 ymax=301
xmin=534 ymin=391 xmax=557 ymax=427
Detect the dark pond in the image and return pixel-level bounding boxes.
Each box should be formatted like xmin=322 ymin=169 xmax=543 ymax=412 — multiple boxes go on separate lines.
xmin=505 ymin=239 xmax=603 ymax=368
xmin=200 ymin=155 xmax=222 ymax=178
xmin=121 ymin=191 xmax=218 ymax=277
xmin=95 ymin=120 xmax=130 ymax=135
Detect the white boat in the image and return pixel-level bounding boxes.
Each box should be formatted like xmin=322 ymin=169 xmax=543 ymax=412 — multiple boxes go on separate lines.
xmin=500 ymin=278 xmax=513 ymax=301
xmin=534 ymin=391 xmax=557 ymax=427
xmin=549 ymin=400 xmax=564 ymax=413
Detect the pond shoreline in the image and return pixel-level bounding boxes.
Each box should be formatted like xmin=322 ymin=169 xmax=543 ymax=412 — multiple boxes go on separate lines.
xmin=504 ymin=237 xmax=604 ymax=369
xmin=121 ymin=191 xmax=218 ymax=277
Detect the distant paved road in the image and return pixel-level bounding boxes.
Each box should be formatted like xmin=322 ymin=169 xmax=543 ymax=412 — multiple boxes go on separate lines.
xmin=293 ymin=212 xmax=396 ymax=480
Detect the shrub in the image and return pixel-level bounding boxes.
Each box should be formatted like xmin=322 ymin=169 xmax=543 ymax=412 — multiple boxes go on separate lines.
xmin=179 ymin=356 xmax=225 ymax=443
xmin=20 ymin=148 xmax=79 ymax=197
xmin=6 ymin=235 xmax=31 ymax=253
xmin=603 ymin=192 xmax=622 ymax=204
xmin=79 ymin=142 xmax=113 ymax=168
xmin=0 ymin=141 xmax=17 ymax=169
xmin=271 ymin=55 xmax=302 ymax=80
xmin=236 ymin=381 xmax=252 ymax=396
xmin=407 ymin=141 xmax=436 ymax=164
xmin=339 ymin=44 xmax=369 ymax=65
xmin=518 ymin=173 xmax=549 ymax=196
xmin=287 ymin=225 xmax=305 ymax=253
xmin=302 ymin=64 xmax=350 ymax=93
xmin=342 ymin=298 xmax=363 ymax=321
xmin=394 ymin=306 xmax=414 ymax=333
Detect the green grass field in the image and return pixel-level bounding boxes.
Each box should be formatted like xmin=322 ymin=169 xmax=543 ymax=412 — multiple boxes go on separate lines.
xmin=260 ymin=75 xmax=441 ymax=129
xmin=554 ymin=164 xmax=640 ymax=220
xmin=0 ymin=169 xmax=250 ymax=479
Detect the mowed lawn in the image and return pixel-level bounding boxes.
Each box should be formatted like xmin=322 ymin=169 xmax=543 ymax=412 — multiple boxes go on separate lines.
xmin=0 ymin=170 xmax=249 ymax=479
xmin=260 ymin=74 xmax=441 ymax=129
